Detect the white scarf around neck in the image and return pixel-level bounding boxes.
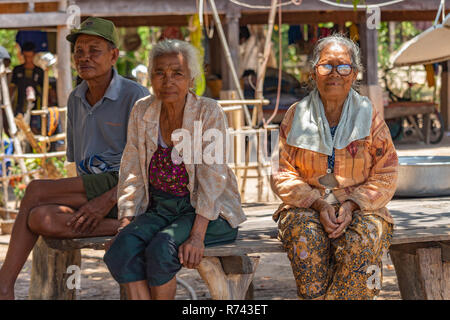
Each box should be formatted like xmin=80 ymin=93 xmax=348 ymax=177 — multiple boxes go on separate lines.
xmin=286 ymin=88 xmax=373 ymax=156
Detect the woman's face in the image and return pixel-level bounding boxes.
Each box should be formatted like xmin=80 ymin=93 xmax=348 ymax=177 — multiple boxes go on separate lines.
xmin=151 ymin=52 xmax=192 ymax=105
xmin=312 ymin=43 xmax=358 ymax=102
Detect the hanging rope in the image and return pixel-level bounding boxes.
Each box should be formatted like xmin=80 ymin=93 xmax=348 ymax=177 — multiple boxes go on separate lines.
xmin=229 ymin=0 xmax=301 ymax=10
xmin=318 ymin=0 xmax=405 ymax=9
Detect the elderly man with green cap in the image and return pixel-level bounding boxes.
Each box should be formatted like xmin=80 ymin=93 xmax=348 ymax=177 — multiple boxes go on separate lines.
xmin=0 ymin=17 xmax=149 ymax=300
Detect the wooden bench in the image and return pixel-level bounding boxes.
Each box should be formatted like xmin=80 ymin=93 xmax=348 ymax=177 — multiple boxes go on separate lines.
xmin=29 ymin=198 xmax=450 ymax=300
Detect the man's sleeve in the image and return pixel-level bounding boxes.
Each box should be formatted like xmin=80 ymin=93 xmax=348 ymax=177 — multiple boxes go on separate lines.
xmin=66 ymin=96 xmax=74 ymax=162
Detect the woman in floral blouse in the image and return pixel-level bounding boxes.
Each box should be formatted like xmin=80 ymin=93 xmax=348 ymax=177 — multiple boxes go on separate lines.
xmin=103 ymin=40 xmax=246 ymax=300
xmin=271 ymin=34 xmax=398 ymax=300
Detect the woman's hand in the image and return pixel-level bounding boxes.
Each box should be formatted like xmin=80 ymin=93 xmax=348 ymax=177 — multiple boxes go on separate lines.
xmin=311 ymin=199 xmax=339 ymax=236
xmin=178 ymin=214 xmax=209 ymax=269
xmin=178 ymin=234 xmax=205 ymax=269
xmin=328 ymin=201 xmax=358 ymax=239
xmin=67 ymin=186 xmax=118 ymax=234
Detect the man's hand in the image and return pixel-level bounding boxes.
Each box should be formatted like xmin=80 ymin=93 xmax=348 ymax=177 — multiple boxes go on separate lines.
xmin=67 ymin=187 xmax=117 ymax=234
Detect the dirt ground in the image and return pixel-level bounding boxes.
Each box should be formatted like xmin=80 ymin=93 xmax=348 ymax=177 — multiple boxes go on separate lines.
xmin=1 ymin=132 xmax=449 ymax=300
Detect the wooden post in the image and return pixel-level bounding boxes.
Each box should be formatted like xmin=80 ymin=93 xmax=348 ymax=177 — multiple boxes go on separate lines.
xmin=440 ymin=61 xmax=450 ymax=131
xmin=359 ymin=14 xmax=384 ymax=119
xmin=221 ymin=3 xmax=240 ymax=91
xmin=389 ymin=242 xmax=450 ymax=300
xmin=196 ymin=255 xmax=259 ymax=300
xmin=29 ymin=237 xmax=81 ymax=300
xmin=57 ymin=0 xmax=73 ymax=134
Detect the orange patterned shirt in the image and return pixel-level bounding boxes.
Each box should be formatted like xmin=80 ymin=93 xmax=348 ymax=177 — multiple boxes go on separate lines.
xmin=271 ymin=102 xmax=399 ymax=224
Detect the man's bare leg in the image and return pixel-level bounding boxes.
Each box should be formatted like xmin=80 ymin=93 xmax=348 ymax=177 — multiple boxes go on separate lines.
xmin=27 ymin=204 xmax=119 ymax=238
xmin=0 ymin=177 xmax=117 ymax=299
xmin=124 ymin=280 xmax=152 ymax=300
xmin=150 ymin=277 xmax=177 ymax=300
xmin=124 ymin=277 xmax=177 ymax=300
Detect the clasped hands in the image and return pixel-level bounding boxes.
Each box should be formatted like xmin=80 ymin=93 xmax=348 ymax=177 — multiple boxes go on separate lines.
xmin=311 ymin=199 xmax=359 ymax=239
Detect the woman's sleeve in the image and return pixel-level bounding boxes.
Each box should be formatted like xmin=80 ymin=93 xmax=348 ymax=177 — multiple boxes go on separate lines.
xmin=270 ymin=107 xmax=322 ymax=208
xmin=345 ymin=113 xmax=399 ymax=211
xmin=117 ymin=101 xmax=147 ymax=220
xmin=193 ymin=105 xmax=230 ymax=221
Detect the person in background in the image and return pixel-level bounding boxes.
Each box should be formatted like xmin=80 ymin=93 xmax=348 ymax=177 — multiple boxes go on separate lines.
xmin=10 ymin=41 xmax=44 ymax=116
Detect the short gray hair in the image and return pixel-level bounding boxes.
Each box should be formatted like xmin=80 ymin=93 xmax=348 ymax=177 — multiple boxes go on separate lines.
xmin=148 ymin=39 xmax=201 ymax=83
xmin=309 ymin=34 xmax=363 ymax=89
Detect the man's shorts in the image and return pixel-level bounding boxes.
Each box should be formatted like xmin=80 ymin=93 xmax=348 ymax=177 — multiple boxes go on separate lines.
xmin=81 ymin=171 xmax=119 ymax=219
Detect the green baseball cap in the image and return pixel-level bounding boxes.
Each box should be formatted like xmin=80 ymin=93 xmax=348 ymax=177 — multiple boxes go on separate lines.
xmin=66 ymin=17 xmax=119 ymax=47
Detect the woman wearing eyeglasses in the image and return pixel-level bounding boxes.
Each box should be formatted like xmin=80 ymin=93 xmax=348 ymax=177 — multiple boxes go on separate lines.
xmin=270 ymin=34 xmax=398 ymax=300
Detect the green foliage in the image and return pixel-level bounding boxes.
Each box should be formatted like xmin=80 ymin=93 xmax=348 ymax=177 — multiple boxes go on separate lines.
xmin=8 ymin=156 xmax=67 ymax=203
xmin=377 ymin=21 xmax=434 ymax=102
xmin=116 ymin=27 xmax=161 ymax=78
xmin=0 ymin=29 xmax=19 ymax=66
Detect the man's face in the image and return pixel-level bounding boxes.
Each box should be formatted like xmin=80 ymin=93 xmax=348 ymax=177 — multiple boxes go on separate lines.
xmin=22 ymin=51 xmax=35 ymax=65
xmin=73 ymin=34 xmax=118 ymax=81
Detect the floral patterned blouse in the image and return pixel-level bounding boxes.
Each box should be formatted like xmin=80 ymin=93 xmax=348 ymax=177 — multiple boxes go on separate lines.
xmin=148 ymin=132 xmax=190 ymax=197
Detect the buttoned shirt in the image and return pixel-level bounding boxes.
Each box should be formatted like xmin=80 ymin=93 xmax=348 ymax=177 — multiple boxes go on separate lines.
xmin=271 ymin=102 xmax=399 ymax=224
xmin=66 ymin=68 xmax=149 ymax=174
xmin=117 ymin=92 xmax=246 ymax=228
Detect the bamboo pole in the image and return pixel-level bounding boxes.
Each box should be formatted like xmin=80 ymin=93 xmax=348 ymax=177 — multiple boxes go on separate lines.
xmin=253 ymin=0 xmax=278 ymax=127
xmin=218 ymin=99 xmax=270 ymax=106
xmin=0 ymin=61 xmax=30 ymax=184
xmin=0 ymin=168 xmax=43 ymax=183
xmin=0 ymin=151 xmax=65 ymax=160
xmin=15 ymin=114 xmax=61 ymax=178
xmin=31 ymin=107 xmax=67 ymax=115
xmin=0 ymin=89 xmax=8 ymax=219
xmin=41 ymin=68 xmax=49 ymax=138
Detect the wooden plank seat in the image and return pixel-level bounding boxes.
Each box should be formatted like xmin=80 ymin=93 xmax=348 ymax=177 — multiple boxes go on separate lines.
xmin=30 ymin=198 xmax=450 ymax=300
xmin=40 ymin=229 xmax=283 ymax=300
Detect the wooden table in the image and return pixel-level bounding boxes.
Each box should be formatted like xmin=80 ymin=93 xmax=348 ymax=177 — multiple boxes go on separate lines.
xmin=384 ymin=101 xmax=436 ymax=144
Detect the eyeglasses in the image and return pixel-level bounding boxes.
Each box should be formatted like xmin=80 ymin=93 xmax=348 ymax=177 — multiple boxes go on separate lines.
xmin=315 ymin=64 xmax=353 ymax=76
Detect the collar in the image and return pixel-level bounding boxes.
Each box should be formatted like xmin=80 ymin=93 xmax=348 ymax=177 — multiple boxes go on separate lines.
xmin=75 ymin=68 xmax=121 ymax=102
xmin=143 ymin=90 xmax=198 ymax=125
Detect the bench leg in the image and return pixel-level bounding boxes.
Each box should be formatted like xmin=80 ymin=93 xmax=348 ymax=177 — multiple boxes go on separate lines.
xmin=196 ymin=255 xmax=260 ymax=300
xmin=390 ymin=242 xmax=450 ymax=300
xmin=29 ymin=236 xmax=81 ymax=300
